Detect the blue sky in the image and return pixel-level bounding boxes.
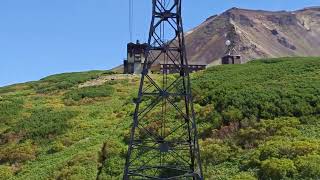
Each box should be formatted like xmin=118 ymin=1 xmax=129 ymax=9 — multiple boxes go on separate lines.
xmin=0 ymin=0 xmax=319 ymax=87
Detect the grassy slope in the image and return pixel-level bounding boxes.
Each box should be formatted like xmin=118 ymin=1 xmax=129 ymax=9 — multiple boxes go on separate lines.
xmin=0 ymin=57 xmax=319 ymax=180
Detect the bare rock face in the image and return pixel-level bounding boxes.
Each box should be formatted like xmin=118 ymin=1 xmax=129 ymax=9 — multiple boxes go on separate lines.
xmin=185 ymin=7 xmax=320 ymax=65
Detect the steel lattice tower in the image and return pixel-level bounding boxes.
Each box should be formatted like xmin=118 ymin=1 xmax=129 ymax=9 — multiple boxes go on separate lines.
xmin=124 ymin=0 xmax=203 ymax=179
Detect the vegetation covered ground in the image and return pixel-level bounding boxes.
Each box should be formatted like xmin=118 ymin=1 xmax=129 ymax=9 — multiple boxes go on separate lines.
xmin=0 ymin=57 xmax=319 ymax=179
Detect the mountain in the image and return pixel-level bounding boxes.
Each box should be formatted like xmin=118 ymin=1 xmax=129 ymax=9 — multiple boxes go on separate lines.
xmin=0 ymin=57 xmax=320 ymax=179
xmin=185 ymin=7 xmax=320 ymax=65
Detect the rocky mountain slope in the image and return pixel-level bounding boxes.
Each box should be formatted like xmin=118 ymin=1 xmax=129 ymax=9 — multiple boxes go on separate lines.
xmin=185 ymin=7 xmax=320 ymax=65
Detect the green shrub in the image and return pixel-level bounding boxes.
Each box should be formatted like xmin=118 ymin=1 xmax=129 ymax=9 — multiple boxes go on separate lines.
xmin=262 ymin=117 xmax=301 ymax=132
xmin=0 ymin=97 xmax=24 ymax=124
xmin=15 ymin=108 xmax=78 ymax=140
xmin=54 ymin=152 xmax=99 ymax=180
xmin=0 ymin=140 xmax=37 ymax=164
xmin=237 ymin=127 xmax=267 ymax=148
xmin=96 ymin=140 xmax=127 ymax=179
xmin=200 ymin=139 xmax=231 ymax=165
xmin=195 ymin=104 xmax=223 ymax=138
xmin=299 ymin=115 xmax=320 ymax=125
xmin=259 ymin=139 xmax=319 ymax=160
xmin=0 ymin=86 xmax=16 ymax=95
xmin=222 ymin=106 xmax=243 ymax=124
xmin=232 ymin=172 xmax=257 ymax=180
xmin=275 ymin=127 xmax=301 ymax=137
xmin=50 ymin=141 xmax=66 ymax=153
xmin=295 ymin=154 xmax=320 ymax=179
xmin=192 ymin=58 xmax=320 ymax=123
xmin=64 ymin=84 xmax=114 ymax=103
xmin=0 ymin=165 xmax=13 ymax=179
xmin=240 ymin=150 xmax=261 ymax=170
xmin=260 ymin=158 xmax=297 ymax=179
xmin=55 ymin=165 xmax=88 ymax=180
xmin=236 ymin=117 xmax=301 ymax=148
xmin=34 ymin=70 xmax=113 ymax=93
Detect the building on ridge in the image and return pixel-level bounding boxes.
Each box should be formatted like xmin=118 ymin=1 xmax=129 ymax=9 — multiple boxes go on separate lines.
xmin=124 ymin=41 xmax=206 ymax=74
xmin=221 ymin=27 xmax=242 ymax=65
xmin=123 ymin=40 xmax=148 ymax=74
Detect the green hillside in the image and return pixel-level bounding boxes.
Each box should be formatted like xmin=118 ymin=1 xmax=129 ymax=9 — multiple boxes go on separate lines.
xmin=0 ymin=57 xmax=320 ymax=180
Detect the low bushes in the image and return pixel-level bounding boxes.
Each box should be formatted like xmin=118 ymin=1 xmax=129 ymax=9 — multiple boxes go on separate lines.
xmin=200 ymin=140 xmax=232 ymax=165
xmin=33 ymin=70 xmax=113 ymax=93
xmin=63 ymin=84 xmax=114 ymax=104
xmin=0 ymin=57 xmax=319 ymax=179
xmin=0 ymin=140 xmax=37 ymax=164
xmin=14 ymin=108 xmax=78 ymax=140
xmin=295 ymin=154 xmax=320 ymax=179
xmin=54 ymin=153 xmax=98 ymax=180
xmin=232 ymin=172 xmax=257 ymax=180
xmin=260 ymin=158 xmax=297 ymax=179
xmin=192 ymin=58 xmax=320 ymax=129
xmin=203 ymin=115 xmax=320 ymax=179
xmin=0 ymin=165 xmax=13 ymax=179
xmin=236 ymin=117 xmax=300 ymax=148
xmin=0 ymin=97 xmax=24 ymax=124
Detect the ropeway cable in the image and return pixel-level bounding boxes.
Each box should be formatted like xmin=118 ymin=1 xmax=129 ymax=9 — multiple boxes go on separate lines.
xmin=129 ymin=0 xmax=133 ymax=42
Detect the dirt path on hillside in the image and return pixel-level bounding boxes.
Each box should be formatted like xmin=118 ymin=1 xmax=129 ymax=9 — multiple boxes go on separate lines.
xmin=79 ymin=74 xmax=139 ymax=88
